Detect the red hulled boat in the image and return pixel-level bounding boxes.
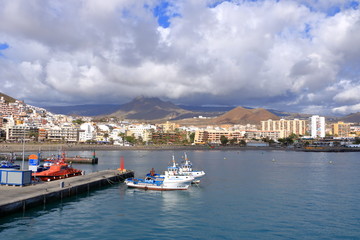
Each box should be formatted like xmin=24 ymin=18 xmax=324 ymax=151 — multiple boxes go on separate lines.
xmin=32 ymin=153 xmax=82 ymax=182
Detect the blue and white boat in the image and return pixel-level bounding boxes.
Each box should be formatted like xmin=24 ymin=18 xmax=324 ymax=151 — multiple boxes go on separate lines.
xmin=178 ymin=153 xmax=206 ymax=183
xmin=145 ymin=154 xmax=205 ymax=184
xmin=125 ymin=168 xmax=194 ymax=191
xmin=0 ymin=160 xmax=20 ymax=170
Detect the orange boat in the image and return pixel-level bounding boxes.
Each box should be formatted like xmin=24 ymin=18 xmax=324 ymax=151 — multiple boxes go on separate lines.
xmin=32 ymin=154 xmax=82 ymax=182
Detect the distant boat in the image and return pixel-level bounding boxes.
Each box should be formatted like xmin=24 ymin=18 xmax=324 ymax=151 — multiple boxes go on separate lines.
xmin=0 ymin=160 xmax=20 ymax=170
xmin=0 ymin=153 xmax=20 ymax=170
xmin=125 ymin=168 xmax=194 ymax=191
xmin=32 ymin=153 xmax=82 ymax=182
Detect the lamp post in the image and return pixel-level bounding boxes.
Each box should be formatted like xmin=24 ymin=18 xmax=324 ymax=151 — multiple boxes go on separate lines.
xmin=21 ymin=127 xmax=25 ymax=170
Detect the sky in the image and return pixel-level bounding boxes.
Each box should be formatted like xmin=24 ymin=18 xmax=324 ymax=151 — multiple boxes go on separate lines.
xmin=0 ymin=0 xmax=359 ymax=116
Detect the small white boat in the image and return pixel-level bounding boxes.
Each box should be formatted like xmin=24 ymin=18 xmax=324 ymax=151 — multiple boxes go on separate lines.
xmin=178 ymin=153 xmax=205 ymax=183
xmin=125 ymin=168 xmax=194 ymax=191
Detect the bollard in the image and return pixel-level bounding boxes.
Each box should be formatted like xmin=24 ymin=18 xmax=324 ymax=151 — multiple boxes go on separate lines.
xmin=60 ymin=181 xmax=64 ymax=188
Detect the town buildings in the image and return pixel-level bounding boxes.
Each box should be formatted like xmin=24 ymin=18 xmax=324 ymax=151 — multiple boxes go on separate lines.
xmin=0 ymin=97 xmax=359 ymax=145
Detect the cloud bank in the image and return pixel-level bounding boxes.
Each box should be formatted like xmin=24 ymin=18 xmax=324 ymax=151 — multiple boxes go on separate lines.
xmin=0 ymin=0 xmax=359 ymax=115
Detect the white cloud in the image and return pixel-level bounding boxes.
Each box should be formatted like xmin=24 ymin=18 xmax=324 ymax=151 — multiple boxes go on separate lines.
xmin=333 ymin=103 xmax=360 ymax=115
xmin=334 ymin=85 xmax=360 ymax=103
xmin=0 ymin=0 xmax=359 ymax=115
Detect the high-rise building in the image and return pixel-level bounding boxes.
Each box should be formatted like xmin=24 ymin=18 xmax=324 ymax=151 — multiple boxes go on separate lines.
xmin=310 ymin=115 xmax=325 ymax=138
xmin=261 ymin=119 xmax=308 ymax=138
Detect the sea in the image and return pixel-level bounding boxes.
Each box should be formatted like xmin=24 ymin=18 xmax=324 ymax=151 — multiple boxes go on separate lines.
xmin=1 ymin=149 xmax=360 ymax=240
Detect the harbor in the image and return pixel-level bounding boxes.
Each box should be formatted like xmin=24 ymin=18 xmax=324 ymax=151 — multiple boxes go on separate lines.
xmin=0 ymin=169 xmax=134 ymax=216
xmin=1 ymin=149 xmax=360 ymax=239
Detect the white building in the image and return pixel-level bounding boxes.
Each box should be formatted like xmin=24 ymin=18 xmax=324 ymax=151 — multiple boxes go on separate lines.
xmin=127 ymin=124 xmax=156 ymax=142
xmin=47 ymin=125 xmax=79 ymax=142
xmin=310 ymin=115 xmax=325 ymax=138
xmin=79 ymin=122 xmax=96 ymax=142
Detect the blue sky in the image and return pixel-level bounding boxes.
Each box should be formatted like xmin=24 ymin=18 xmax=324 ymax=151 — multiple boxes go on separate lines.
xmin=0 ymin=0 xmax=360 ymax=116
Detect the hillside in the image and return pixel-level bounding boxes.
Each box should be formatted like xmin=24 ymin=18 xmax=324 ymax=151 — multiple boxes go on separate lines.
xmin=108 ymin=96 xmax=194 ymax=120
xmin=0 ymin=92 xmax=17 ymax=103
xmin=339 ymin=112 xmax=360 ymax=123
xmin=175 ymin=106 xmax=281 ymax=125
xmin=212 ymin=107 xmax=280 ymax=124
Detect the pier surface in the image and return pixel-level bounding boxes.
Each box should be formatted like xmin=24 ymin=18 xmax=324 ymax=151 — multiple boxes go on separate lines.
xmin=0 ymin=169 xmax=134 ymax=216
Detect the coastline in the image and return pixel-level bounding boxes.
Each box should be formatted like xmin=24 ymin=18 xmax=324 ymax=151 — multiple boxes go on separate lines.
xmin=1 ymin=143 xmax=359 ymax=153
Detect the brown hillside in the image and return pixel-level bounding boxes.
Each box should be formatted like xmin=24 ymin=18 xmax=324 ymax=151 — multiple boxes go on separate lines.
xmin=340 ymin=112 xmax=360 ymax=123
xmin=212 ymin=107 xmax=280 ymax=124
xmin=0 ymin=92 xmax=17 ymax=103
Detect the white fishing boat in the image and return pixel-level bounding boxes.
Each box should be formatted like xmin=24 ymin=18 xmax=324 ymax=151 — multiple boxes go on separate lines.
xmin=125 ymin=168 xmax=194 ymax=191
xmin=146 ymin=155 xmax=205 ymax=184
xmin=178 ymin=153 xmax=205 ymax=183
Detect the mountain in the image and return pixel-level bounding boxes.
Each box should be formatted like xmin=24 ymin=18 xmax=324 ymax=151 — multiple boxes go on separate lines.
xmin=339 ymin=112 xmax=360 ymax=123
xmin=0 ymin=92 xmax=17 ymax=103
xmin=42 ymin=97 xmax=231 ymax=118
xmin=212 ymin=106 xmax=280 ymax=124
xmin=108 ymin=96 xmax=193 ymax=120
xmin=44 ymin=97 xmax=282 ymax=123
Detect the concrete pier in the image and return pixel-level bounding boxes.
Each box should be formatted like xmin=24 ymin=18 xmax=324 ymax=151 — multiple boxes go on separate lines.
xmin=0 ymin=169 xmax=134 ymax=216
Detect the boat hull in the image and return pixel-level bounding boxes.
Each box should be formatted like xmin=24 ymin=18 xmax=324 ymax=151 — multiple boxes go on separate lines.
xmin=125 ymin=176 xmax=193 ymax=191
xmin=125 ymin=181 xmax=189 ymax=191
xmin=180 ymin=171 xmax=206 ymax=183
xmin=33 ymin=171 xmax=82 ymax=182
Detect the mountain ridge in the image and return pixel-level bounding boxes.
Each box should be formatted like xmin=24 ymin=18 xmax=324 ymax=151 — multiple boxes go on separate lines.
xmin=2 ymin=92 xmax=360 ymax=123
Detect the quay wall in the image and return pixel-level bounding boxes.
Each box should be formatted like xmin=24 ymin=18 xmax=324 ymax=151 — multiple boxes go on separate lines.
xmin=0 ymin=170 xmax=134 ymax=216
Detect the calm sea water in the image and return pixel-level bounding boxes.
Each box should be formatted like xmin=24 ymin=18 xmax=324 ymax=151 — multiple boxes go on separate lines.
xmin=1 ymin=150 xmax=360 ymax=239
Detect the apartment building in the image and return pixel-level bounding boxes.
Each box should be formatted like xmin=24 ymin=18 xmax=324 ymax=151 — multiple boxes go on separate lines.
xmin=5 ymin=124 xmax=38 ymax=141
xmin=194 ymin=130 xmax=243 ymax=144
xmin=47 ymin=125 xmax=79 ymax=142
xmin=158 ymin=121 xmax=180 ymax=132
xmin=332 ymin=121 xmax=351 ymax=138
xmin=126 ymin=124 xmax=155 ymax=142
xmin=310 ymin=115 xmax=326 ymax=138
xmin=261 ymin=119 xmax=308 ymax=138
